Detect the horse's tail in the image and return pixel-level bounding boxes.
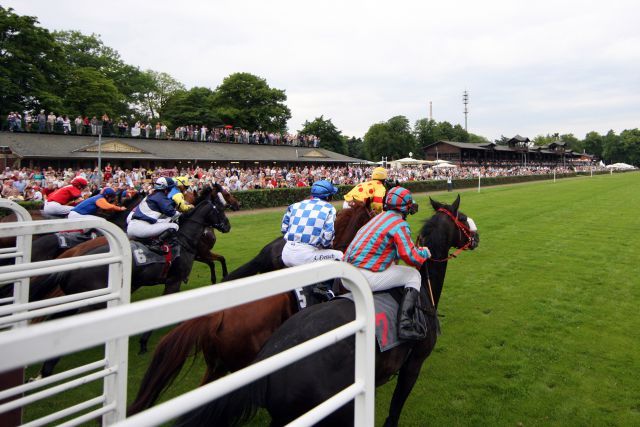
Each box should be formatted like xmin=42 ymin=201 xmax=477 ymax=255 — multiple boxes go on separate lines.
xmin=28 ymin=272 xmax=64 ymax=302
xmin=128 ymin=314 xmax=221 ymax=415
xmin=222 ymin=258 xmax=262 ymax=281
xmin=174 ymin=376 xmax=268 ymax=427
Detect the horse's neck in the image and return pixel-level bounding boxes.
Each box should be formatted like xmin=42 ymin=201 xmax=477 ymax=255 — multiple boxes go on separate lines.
xmin=177 ymin=206 xmax=207 ymax=244
xmin=422 ymin=232 xmax=452 ymax=308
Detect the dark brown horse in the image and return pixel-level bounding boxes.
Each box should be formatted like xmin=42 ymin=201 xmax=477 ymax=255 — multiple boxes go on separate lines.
xmin=128 ymin=202 xmax=374 ymax=415
xmin=175 ymin=196 xmax=480 ymax=427
xmin=185 ymin=184 xmax=240 ymax=284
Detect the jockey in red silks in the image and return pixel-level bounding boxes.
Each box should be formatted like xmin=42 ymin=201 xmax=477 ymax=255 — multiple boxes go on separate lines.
xmin=345 ymin=186 xmax=430 ymax=340
xmin=43 ymin=176 xmax=88 ymax=216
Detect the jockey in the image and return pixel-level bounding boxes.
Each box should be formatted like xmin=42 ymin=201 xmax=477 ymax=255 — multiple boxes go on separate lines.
xmin=343 ymin=167 xmax=388 ymax=214
xmin=344 ymin=186 xmax=430 ymax=340
xmin=127 ymin=177 xmax=179 ymax=243
xmin=43 ymin=176 xmax=88 ymax=216
xmin=68 ymin=187 xmax=125 ymax=221
xmin=170 ymin=176 xmax=194 ymax=212
xmin=281 ymin=180 xmax=344 ymax=269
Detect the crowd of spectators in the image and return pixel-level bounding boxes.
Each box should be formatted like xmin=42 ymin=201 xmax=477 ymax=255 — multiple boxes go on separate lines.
xmin=4 ymin=111 xmax=320 ymax=147
xmin=0 ymin=161 xmax=606 ymax=202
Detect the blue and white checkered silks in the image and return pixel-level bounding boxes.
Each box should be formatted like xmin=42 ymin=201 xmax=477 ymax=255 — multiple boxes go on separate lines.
xmin=281 ymin=198 xmax=337 ymax=248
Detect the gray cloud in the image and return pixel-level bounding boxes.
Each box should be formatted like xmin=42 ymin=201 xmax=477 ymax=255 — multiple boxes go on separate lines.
xmin=5 ymin=0 xmax=639 ymax=141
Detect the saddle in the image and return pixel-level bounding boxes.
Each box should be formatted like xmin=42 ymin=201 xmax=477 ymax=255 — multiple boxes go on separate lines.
xmin=39 ymin=210 xmax=67 ymax=220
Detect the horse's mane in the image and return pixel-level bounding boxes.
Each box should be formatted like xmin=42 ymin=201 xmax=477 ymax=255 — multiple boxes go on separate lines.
xmin=194 ymin=185 xmax=213 ymax=206
xmin=122 ymin=191 xmax=145 ymax=210
xmin=333 ymin=202 xmax=372 ymax=251
xmin=417 ymin=198 xmax=457 ymax=248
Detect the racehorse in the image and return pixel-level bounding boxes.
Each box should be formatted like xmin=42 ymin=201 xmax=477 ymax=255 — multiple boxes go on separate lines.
xmin=174 ymin=196 xmax=480 ymax=427
xmin=32 ymin=188 xmax=231 ymax=378
xmin=185 ymin=184 xmax=240 ymax=284
xmin=128 ymin=201 xmax=375 ymax=415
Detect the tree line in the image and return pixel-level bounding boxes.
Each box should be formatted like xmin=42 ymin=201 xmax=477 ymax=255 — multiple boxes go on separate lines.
xmin=1 ymin=7 xmax=638 ymax=165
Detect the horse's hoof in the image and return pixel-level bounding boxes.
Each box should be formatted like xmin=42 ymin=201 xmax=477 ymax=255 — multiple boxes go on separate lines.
xmin=28 ymin=374 xmax=42 ymax=383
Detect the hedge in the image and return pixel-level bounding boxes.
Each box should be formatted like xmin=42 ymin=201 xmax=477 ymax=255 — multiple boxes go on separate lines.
xmin=231 ymin=172 xmax=599 ymax=209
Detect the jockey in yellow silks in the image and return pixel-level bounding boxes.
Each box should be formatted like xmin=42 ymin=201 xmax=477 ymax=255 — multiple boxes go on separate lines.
xmin=169 ymin=176 xmax=194 ymax=212
xmin=343 ymin=167 xmax=388 ymax=214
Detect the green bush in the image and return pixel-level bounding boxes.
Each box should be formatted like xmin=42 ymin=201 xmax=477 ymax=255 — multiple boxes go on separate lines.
xmin=0 ymin=200 xmax=44 ymax=217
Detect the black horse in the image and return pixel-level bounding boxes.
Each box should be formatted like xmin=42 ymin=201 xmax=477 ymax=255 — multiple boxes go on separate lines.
xmin=176 ymin=195 xmax=479 ymax=427
xmin=32 ymin=188 xmax=231 ymax=378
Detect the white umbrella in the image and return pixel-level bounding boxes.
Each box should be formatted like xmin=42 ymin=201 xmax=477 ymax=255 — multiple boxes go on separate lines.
xmin=432 ymin=162 xmax=458 ymax=169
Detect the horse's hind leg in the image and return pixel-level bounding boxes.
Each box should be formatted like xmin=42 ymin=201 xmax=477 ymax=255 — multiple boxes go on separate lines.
xmin=138 ymin=331 xmax=152 ymax=355
xmin=212 ymin=253 xmax=227 ymax=281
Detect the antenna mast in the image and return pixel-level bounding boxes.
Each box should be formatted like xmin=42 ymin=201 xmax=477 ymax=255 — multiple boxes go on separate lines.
xmin=462 ymin=90 xmax=469 ymax=131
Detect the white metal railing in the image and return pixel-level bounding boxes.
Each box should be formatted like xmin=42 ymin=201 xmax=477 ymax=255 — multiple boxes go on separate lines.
xmin=0 ymin=207 xmax=132 ymax=427
xmin=0 ymin=199 xmax=33 ymax=329
xmin=0 ymin=260 xmax=376 ymax=426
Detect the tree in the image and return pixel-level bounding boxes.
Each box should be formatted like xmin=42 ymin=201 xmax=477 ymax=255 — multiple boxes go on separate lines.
xmin=364 ymin=116 xmax=416 ymax=160
xmin=414 ymin=119 xmax=473 ymax=149
xmin=213 ymin=73 xmax=291 ymax=132
xmin=583 ymin=131 xmax=604 ymax=159
xmin=494 ymin=135 xmax=510 ymax=145
xmin=140 ymin=70 xmax=185 ymax=118
xmin=0 ymin=7 xmax=63 ymax=115
xmin=619 ymin=129 xmax=640 ymax=166
xmin=161 ymin=87 xmax=219 ymax=129
xmin=602 ymin=130 xmax=622 ymax=163
xmin=468 ymin=133 xmax=489 ymax=143
xmin=64 ymin=67 xmax=122 ymax=117
xmin=300 ymin=116 xmax=347 ymax=154
xmin=53 ymin=30 xmax=123 ymax=76
xmin=346 ymin=136 xmax=365 ymax=159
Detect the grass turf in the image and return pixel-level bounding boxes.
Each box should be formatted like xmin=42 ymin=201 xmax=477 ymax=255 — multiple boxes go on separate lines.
xmin=21 ymin=171 xmax=640 ymax=426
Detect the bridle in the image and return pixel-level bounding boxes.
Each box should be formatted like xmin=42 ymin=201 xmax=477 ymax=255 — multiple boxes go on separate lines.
xmin=418 ymin=208 xmax=475 ymax=263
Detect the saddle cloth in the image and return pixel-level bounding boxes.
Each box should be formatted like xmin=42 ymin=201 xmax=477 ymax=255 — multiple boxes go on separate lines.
xmin=339 ymin=291 xmax=406 ymax=352
xmin=130 ymin=241 xmax=172 ymax=267
xmin=55 ymin=231 xmax=96 ymax=249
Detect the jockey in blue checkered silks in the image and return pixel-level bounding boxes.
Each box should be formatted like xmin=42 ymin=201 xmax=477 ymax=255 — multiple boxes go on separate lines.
xmin=281 ymin=179 xmax=344 ymax=268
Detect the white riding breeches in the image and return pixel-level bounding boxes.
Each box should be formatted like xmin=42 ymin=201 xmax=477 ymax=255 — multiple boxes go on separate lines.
xmin=355 ymin=264 xmax=421 ymax=292
xmin=342 ymin=201 xmax=351 ymax=210
xmin=281 ymin=241 xmax=343 ymax=268
xmin=127 ymin=218 xmax=178 ymax=239
xmin=67 ymin=210 xmax=102 ymax=222
xmin=43 ymin=201 xmax=72 ymax=216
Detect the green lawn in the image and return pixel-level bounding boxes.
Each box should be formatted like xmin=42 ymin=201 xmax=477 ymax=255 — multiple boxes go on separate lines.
xmin=23 ymin=172 xmax=640 ymax=426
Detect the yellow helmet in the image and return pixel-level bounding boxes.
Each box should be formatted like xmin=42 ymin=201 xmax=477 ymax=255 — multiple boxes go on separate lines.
xmin=175 ymin=176 xmax=190 ymax=187
xmin=371 ymin=167 xmax=388 ymax=180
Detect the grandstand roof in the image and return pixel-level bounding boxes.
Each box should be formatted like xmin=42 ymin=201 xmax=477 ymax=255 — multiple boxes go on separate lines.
xmin=0 ymin=132 xmax=364 ymax=164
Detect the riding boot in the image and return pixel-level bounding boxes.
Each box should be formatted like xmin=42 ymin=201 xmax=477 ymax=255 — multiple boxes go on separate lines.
xmin=398 ymin=287 xmax=428 ymax=340
xmin=157 ymin=228 xmax=180 ymax=253
xmin=313 ymin=279 xmax=336 ymax=302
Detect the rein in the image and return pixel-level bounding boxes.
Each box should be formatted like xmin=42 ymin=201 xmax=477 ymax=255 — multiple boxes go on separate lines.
xmin=423 ymin=208 xmax=474 ymax=263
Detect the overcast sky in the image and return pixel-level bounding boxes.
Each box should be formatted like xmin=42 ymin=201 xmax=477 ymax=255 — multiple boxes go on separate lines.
xmin=6 ymin=0 xmax=640 ymax=141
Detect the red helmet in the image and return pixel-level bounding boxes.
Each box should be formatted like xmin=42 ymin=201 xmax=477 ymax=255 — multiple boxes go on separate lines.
xmin=71 ymin=176 xmax=88 ymax=188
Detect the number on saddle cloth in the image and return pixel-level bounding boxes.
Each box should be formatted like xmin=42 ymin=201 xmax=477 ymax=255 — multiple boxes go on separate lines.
xmin=130 ymin=241 xmax=173 ymax=267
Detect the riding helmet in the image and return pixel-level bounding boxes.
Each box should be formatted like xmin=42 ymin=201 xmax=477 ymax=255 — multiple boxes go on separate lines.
xmin=385 ymin=186 xmax=413 ymax=214
xmin=311 ymin=180 xmax=338 ymax=200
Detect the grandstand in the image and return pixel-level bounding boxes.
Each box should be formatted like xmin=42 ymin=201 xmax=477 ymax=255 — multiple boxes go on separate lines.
xmin=0 ymin=132 xmax=363 ymax=170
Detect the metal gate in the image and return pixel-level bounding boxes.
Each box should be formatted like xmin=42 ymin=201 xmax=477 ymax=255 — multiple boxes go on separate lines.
xmin=1 ymin=255 xmax=376 ymax=426
xmin=0 ymin=199 xmax=132 ymax=426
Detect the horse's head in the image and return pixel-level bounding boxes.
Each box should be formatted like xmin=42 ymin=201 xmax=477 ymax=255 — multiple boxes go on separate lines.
xmin=417 ymin=195 xmax=479 ymax=260
xmin=333 ymin=201 xmax=375 ymax=252
xmin=212 ymin=182 xmax=240 ymax=211
xmin=181 ymin=196 xmax=231 ymax=234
